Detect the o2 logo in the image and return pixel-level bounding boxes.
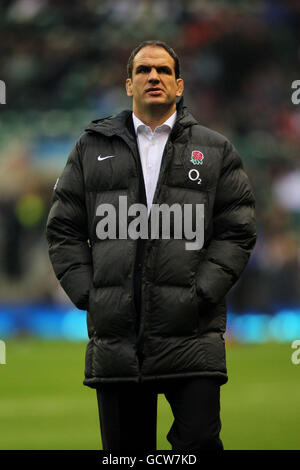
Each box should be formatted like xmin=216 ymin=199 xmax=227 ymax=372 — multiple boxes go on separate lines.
xmin=188 ymin=169 xmax=202 ymax=185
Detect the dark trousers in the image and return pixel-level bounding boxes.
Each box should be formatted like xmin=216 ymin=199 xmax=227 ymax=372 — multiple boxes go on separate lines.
xmin=96 ymin=377 xmax=223 ymax=451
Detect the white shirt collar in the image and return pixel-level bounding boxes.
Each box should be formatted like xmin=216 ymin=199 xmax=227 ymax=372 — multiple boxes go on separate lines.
xmin=132 ymin=110 xmax=177 ymax=136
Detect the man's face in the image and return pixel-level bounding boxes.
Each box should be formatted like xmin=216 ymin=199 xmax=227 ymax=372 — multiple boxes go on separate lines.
xmin=126 ymin=46 xmax=184 ymax=114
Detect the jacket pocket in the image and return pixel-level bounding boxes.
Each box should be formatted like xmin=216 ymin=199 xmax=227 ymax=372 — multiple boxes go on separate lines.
xmin=195 ymin=247 xmax=208 ymax=296
xmin=88 ymin=286 xmax=134 ymax=338
xmin=86 ymin=288 xmax=96 ymax=338
xmin=194 ymin=247 xmax=210 ymax=334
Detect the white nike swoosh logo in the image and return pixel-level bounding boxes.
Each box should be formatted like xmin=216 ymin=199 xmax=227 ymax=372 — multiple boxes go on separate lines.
xmin=97 ymin=155 xmax=116 ymax=161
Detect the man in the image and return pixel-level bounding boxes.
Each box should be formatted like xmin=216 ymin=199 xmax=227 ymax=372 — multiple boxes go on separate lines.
xmin=46 ymin=40 xmax=256 ymax=451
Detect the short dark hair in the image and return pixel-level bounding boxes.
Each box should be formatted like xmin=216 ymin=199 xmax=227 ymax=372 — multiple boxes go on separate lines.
xmin=127 ymin=40 xmax=181 ymax=79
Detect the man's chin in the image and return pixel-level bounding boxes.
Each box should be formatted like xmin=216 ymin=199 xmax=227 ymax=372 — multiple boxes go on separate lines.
xmin=144 ymin=97 xmax=172 ymax=108
xmin=145 ymin=95 xmax=166 ymax=103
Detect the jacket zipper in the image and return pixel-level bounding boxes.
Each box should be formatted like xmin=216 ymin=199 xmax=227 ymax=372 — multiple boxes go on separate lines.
xmin=121 ymin=135 xmax=173 ymax=381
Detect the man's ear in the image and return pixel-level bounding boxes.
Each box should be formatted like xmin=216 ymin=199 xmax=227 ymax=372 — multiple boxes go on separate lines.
xmin=176 ymin=78 xmax=184 ymax=97
xmin=126 ymin=78 xmax=133 ymax=97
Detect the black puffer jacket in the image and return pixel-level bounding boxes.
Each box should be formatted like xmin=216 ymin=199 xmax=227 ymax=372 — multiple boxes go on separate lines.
xmin=46 ymin=99 xmax=256 ymax=388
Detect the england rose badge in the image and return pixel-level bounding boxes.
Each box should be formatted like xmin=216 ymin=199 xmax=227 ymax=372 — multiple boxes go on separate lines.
xmin=190 ymin=150 xmax=204 ymax=165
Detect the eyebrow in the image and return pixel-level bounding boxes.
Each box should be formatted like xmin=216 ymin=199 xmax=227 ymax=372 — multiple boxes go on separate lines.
xmin=135 ymin=65 xmax=173 ymax=74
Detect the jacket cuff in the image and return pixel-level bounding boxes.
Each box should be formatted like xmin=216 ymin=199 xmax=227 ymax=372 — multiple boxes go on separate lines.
xmin=60 ymin=265 xmax=93 ymax=311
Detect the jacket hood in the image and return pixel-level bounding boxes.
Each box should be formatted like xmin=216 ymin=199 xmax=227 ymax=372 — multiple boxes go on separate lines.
xmin=85 ymin=97 xmax=198 ymax=138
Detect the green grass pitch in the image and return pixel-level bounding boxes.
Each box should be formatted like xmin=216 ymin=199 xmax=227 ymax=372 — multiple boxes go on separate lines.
xmin=0 ymin=339 xmax=299 ymax=450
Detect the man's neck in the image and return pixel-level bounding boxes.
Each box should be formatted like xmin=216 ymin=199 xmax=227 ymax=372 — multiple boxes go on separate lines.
xmin=132 ymin=104 xmax=176 ymax=132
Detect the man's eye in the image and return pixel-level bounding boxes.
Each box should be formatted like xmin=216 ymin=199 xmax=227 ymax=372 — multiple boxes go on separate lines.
xmin=158 ymin=67 xmax=172 ymax=74
xmin=137 ymin=67 xmax=151 ymax=74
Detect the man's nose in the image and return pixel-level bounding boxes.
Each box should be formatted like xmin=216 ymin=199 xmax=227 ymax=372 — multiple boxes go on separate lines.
xmin=148 ymin=67 xmax=160 ymax=82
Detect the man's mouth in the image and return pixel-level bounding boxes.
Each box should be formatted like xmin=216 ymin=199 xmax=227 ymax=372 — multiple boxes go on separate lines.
xmin=146 ymin=88 xmax=163 ymax=96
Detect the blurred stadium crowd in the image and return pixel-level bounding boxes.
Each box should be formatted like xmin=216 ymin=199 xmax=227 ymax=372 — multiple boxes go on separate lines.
xmin=1 ymin=0 xmax=300 ymax=315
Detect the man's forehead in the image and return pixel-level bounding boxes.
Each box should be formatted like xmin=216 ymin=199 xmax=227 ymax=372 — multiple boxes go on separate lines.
xmin=133 ymin=46 xmax=175 ymax=69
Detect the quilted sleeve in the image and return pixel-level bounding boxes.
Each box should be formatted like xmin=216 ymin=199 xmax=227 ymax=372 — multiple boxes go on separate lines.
xmin=46 ymin=140 xmax=93 ymax=310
